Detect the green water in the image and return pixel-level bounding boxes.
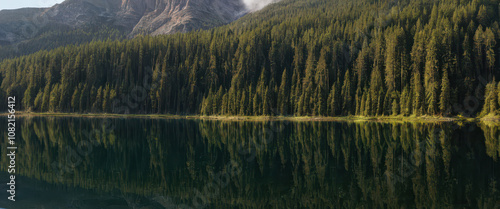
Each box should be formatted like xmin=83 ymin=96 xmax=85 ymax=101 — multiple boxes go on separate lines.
xmin=1 ymin=117 xmax=499 ymax=208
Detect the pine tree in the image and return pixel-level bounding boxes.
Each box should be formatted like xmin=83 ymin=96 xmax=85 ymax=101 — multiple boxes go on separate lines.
xmin=385 ymin=31 xmax=398 ymax=92
xmin=34 ymin=91 xmax=43 ymax=111
xmin=278 ymin=69 xmax=289 ymax=115
xmin=102 ymin=85 xmax=111 ymax=112
xmin=369 ymin=68 xmax=384 ymax=116
xmin=239 ymin=88 xmax=247 ymax=115
xmin=481 ymin=82 xmax=496 ymax=116
xmin=49 ymin=84 xmax=60 ymax=112
xmin=391 ymin=94 xmax=399 ymax=116
xmin=150 ymin=62 xmax=161 ymax=113
xmin=93 ymin=86 xmax=103 ymax=112
xmin=490 ymin=82 xmax=498 ymax=114
xmin=207 ymin=40 xmax=219 ymax=89
xmin=377 ymin=89 xmax=385 ymax=116
xmin=79 ymin=84 xmax=89 ymax=112
xmin=384 ymin=89 xmax=393 ymax=115
xmin=354 ymin=48 xmax=369 ymax=89
xmin=301 ymin=46 xmax=316 ymax=115
xmin=315 ymin=48 xmax=329 ymax=116
xmin=439 ymin=70 xmax=451 ymax=115
xmin=425 ymin=33 xmax=440 ymax=115
xmin=291 ymin=67 xmax=302 ymax=115
xmin=23 ymin=84 xmax=36 ymax=110
xmin=41 ymin=85 xmax=51 ymax=112
xmin=71 ymin=85 xmax=81 ymax=112
xmin=355 ymin=87 xmax=362 ymax=115
xmin=201 ymin=88 xmax=214 ymax=115
xmin=341 ymin=70 xmax=353 ymax=115
xmin=109 ymin=88 xmax=117 ymax=113
xmin=400 ymin=87 xmax=410 ymax=116
xmin=215 ymin=87 xmax=224 ymax=115
xmin=188 ymin=58 xmax=199 ymax=112
xmin=90 ymin=85 xmax=97 ymax=112
xmin=462 ymin=33 xmax=474 ymax=96
xmin=474 ymin=26 xmax=485 ymax=75
xmin=253 ymin=92 xmax=259 ymax=116
xmin=327 ymin=83 xmax=337 ymax=116
xmin=222 ymin=92 xmax=229 ymax=115
xmin=359 ymin=91 xmax=366 ymax=116
xmin=477 ymin=5 xmax=490 ymax=26
xmin=263 ymin=87 xmax=270 ymax=115
xmin=484 ymin=28 xmax=496 ymax=77
xmin=364 ymin=91 xmax=372 ymax=116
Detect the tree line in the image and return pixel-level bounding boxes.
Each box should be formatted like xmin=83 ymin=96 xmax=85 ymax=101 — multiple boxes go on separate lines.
xmin=0 ymin=0 xmax=499 ymax=117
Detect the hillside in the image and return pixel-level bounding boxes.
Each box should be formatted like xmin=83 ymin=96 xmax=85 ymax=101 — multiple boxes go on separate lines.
xmin=0 ymin=0 xmax=249 ymax=60
xmin=0 ymin=0 xmax=499 ymax=118
xmin=45 ymin=0 xmax=247 ymax=36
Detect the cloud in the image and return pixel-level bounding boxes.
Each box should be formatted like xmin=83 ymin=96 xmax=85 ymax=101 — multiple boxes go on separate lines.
xmin=243 ymin=0 xmax=279 ymax=12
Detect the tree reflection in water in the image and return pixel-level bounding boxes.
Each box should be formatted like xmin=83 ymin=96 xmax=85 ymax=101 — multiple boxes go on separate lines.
xmin=0 ymin=117 xmax=499 ymax=208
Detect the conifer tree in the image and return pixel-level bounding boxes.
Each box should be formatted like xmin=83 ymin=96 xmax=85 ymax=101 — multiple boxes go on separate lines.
xmin=278 ymin=69 xmax=289 ymax=115
xmin=102 ymin=85 xmax=111 ymax=112
xmin=327 ymin=83 xmax=337 ymax=116
xmin=71 ymin=85 xmax=81 ymax=112
xmin=425 ymin=33 xmax=440 ymax=115
xmin=369 ymin=68 xmax=383 ymax=115
xmin=34 ymin=91 xmax=43 ymax=111
xmin=41 ymin=85 xmax=51 ymax=112
xmin=341 ymin=70 xmax=352 ymax=115
xmin=439 ymin=70 xmax=451 ymax=115
xmin=49 ymin=84 xmax=60 ymax=112
xmin=93 ymin=86 xmax=103 ymax=112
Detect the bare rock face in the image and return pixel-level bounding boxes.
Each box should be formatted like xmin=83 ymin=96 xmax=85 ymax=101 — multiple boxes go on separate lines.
xmin=0 ymin=0 xmax=248 ymax=45
xmin=49 ymin=0 xmax=247 ymax=36
xmin=128 ymin=0 xmax=247 ymax=36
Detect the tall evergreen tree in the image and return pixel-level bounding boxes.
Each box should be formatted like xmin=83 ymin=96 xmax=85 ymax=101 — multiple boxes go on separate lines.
xmin=439 ymin=70 xmax=450 ymax=115
xmin=425 ymin=33 xmax=440 ymax=115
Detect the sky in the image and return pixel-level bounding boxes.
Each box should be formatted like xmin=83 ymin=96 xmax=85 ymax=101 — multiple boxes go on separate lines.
xmin=0 ymin=0 xmax=64 ymax=10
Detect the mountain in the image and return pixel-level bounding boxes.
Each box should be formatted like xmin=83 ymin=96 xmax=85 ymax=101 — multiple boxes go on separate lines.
xmin=0 ymin=0 xmax=247 ymax=40
xmin=0 ymin=0 xmax=249 ymax=59
xmin=45 ymin=0 xmax=247 ymax=36
xmin=1 ymin=0 xmax=499 ymax=118
xmin=0 ymin=8 xmax=47 ymax=45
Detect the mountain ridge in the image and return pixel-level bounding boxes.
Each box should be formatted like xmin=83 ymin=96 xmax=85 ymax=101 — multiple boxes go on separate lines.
xmin=0 ymin=0 xmax=248 ymax=46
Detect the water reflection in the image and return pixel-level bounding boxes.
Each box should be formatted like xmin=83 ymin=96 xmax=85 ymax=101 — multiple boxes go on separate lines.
xmin=0 ymin=117 xmax=499 ymax=208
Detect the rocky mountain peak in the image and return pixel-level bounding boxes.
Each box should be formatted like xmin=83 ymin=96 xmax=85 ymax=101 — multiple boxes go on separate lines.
xmin=0 ymin=0 xmax=249 ymax=46
xmin=46 ymin=0 xmax=247 ymax=36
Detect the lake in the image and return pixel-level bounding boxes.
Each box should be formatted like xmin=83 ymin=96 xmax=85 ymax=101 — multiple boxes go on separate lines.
xmin=1 ymin=117 xmax=499 ymax=208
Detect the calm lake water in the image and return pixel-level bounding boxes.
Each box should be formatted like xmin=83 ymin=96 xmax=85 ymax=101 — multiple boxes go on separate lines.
xmin=1 ymin=117 xmax=499 ymax=208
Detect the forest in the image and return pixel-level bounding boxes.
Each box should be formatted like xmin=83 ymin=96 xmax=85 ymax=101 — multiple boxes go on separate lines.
xmin=0 ymin=0 xmax=500 ymax=117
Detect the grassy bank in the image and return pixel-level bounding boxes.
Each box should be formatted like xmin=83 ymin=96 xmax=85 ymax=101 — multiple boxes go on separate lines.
xmin=2 ymin=112 xmax=481 ymax=123
xmin=479 ymin=114 xmax=500 ymax=122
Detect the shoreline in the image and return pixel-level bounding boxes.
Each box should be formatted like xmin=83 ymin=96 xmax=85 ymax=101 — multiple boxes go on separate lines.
xmin=0 ymin=112 xmax=484 ymax=123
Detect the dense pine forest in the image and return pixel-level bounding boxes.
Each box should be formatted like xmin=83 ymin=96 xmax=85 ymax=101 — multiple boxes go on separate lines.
xmin=1 ymin=0 xmax=500 ymax=117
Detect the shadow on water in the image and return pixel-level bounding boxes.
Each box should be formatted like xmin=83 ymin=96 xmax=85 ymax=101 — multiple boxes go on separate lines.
xmin=0 ymin=117 xmax=499 ymax=208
